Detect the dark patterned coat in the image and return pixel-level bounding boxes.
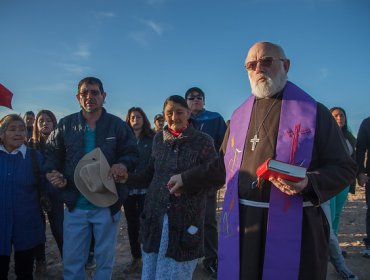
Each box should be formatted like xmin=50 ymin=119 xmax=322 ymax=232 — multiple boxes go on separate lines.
xmin=126 ymin=125 xmax=218 ymax=261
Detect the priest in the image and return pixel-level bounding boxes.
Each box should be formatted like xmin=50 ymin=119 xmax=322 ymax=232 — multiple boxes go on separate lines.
xmin=167 ymin=41 xmax=357 ymax=280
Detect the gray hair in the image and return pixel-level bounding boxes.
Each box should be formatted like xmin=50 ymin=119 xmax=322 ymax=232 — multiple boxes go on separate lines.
xmin=0 ymin=114 xmax=25 ymax=145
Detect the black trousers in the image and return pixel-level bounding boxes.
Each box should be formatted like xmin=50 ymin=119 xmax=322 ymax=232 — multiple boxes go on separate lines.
xmin=365 ymin=182 xmax=370 ymax=246
xmin=34 ymin=193 xmax=64 ymax=261
xmin=203 ymin=191 xmax=218 ymax=265
xmin=123 ymin=194 xmax=146 ymax=259
xmin=0 ymin=248 xmax=35 ymax=280
xmin=34 ymin=210 xmax=46 ymax=262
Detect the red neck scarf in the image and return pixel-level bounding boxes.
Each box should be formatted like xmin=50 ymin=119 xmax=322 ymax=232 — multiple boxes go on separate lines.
xmin=167 ymin=125 xmax=188 ymax=137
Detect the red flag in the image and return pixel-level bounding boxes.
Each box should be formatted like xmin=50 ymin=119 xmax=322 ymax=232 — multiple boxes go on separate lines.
xmin=0 ymin=83 xmax=13 ymax=109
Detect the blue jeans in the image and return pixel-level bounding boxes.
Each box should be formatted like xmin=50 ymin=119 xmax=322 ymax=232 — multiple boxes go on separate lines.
xmin=321 ymin=201 xmax=349 ymax=272
xmin=63 ymin=207 xmax=121 ymax=280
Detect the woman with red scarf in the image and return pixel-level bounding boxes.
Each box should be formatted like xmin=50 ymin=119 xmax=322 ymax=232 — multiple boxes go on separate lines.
xmin=121 ymin=95 xmax=218 ymax=279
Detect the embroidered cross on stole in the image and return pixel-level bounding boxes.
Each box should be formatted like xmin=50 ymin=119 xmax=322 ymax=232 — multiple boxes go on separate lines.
xmin=219 ymin=81 xmax=317 ymax=280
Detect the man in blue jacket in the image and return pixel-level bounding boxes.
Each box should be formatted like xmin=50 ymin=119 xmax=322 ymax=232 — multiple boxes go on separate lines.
xmin=185 ymin=87 xmax=227 ymax=278
xmin=45 ymin=77 xmax=138 ymax=279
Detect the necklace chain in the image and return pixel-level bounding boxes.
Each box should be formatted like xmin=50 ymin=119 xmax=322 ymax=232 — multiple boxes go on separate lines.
xmin=250 ymin=94 xmax=280 ymax=151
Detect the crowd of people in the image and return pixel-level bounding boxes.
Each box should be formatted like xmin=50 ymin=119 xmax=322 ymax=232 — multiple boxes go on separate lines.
xmin=0 ymin=41 xmax=369 ymax=280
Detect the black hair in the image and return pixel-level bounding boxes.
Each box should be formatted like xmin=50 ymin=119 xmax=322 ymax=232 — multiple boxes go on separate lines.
xmin=163 ymin=95 xmax=189 ymax=112
xmin=154 ymin=114 xmax=164 ymax=121
xmin=184 ymin=87 xmax=205 ymax=100
xmin=78 ymin=77 xmax=104 ymax=94
xmin=125 ymin=107 xmax=154 ymax=138
xmin=24 ymin=111 xmax=35 ymax=117
xmin=330 ymin=106 xmax=350 ymax=133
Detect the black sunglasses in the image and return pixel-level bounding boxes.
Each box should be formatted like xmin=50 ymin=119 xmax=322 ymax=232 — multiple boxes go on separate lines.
xmin=187 ymin=96 xmax=203 ymax=101
xmin=245 ymin=57 xmax=286 ymax=71
xmin=78 ymin=89 xmax=101 ymax=97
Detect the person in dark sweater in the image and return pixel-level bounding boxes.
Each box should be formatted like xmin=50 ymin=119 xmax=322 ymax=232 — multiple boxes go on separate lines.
xmin=120 ymin=95 xmax=218 ymax=280
xmin=323 ymin=106 xmax=358 ymax=280
xmin=356 ymin=116 xmax=370 ymax=258
xmin=29 ymin=109 xmax=62 ymax=277
xmin=0 ymin=114 xmax=45 ymax=280
xmin=44 ymin=77 xmax=138 ymax=279
xmin=23 ymin=110 xmax=35 ymax=141
xmin=185 ymin=87 xmax=227 ymax=278
xmin=153 ymin=113 xmax=165 ymax=133
xmin=122 ymin=107 xmax=155 ymax=274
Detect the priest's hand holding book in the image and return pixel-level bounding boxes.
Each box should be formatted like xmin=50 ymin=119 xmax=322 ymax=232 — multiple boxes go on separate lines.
xmin=256 ymin=158 xmax=309 ymax=196
xmin=268 ymin=176 xmax=308 ymax=195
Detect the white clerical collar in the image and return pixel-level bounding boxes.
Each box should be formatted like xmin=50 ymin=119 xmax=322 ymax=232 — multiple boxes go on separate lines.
xmin=0 ymin=144 xmax=27 ymax=159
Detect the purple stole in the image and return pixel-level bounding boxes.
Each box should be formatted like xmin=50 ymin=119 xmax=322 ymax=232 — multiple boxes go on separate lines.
xmin=219 ymin=81 xmax=317 ymax=280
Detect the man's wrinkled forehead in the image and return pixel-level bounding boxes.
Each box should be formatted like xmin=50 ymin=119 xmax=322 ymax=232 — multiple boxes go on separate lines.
xmin=80 ymin=82 xmax=99 ymax=90
xmin=188 ymin=91 xmax=202 ymax=97
xmin=246 ymin=43 xmax=283 ymax=61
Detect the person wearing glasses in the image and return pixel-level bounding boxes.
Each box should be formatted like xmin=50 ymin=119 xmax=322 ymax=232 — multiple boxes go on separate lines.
xmin=44 ymin=77 xmax=138 ymax=279
xmin=185 ymin=87 xmax=227 ymax=278
xmin=168 ymin=42 xmax=357 ymax=280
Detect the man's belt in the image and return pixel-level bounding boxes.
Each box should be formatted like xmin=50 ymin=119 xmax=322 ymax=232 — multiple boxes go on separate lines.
xmin=239 ymin=198 xmax=313 ymax=208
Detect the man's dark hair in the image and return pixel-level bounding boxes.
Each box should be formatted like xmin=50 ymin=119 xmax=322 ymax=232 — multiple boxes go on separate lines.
xmin=185 ymin=87 xmax=205 ymax=101
xmin=154 ymin=114 xmax=163 ymax=121
xmin=24 ymin=111 xmax=35 ymax=118
xmin=78 ymin=77 xmax=104 ymax=94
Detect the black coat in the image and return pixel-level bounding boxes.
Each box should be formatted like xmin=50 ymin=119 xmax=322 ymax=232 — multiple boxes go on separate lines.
xmin=127 ymin=126 xmax=218 ymax=261
xmin=44 ymin=108 xmax=139 ymax=214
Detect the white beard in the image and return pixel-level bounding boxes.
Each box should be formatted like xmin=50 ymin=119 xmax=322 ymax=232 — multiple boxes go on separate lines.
xmin=249 ymin=70 xmax=287 ymax=98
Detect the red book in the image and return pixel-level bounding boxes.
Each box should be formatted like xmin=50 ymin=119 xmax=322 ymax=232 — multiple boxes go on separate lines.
xmin=256 ymin=158 xmax=306 ymax=182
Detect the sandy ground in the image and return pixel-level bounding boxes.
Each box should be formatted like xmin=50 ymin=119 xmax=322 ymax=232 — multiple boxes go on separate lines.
xmin=8 ymin=186 xmax=370 ymax=279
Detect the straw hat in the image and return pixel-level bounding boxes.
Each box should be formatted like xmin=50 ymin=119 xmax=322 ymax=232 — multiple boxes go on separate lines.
xmin=74 ymin=148 xmax=118 ymax=207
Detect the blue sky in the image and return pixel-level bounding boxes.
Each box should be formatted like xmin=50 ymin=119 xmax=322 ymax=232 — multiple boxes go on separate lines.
xmin=1 ymin=0 xmax=369 ymax=134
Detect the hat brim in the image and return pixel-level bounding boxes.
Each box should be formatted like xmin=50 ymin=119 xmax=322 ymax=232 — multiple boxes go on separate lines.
xmin=74 ymin=148 xmax=118 ymax=207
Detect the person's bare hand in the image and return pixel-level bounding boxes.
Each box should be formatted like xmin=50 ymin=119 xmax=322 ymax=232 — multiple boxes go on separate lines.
xmin=357 ymin=173 xmax=368 ymax=187
xmin=167 ymin=174 xmax=183 ymax=197
xmin=269 ymin=176 xmax=308 ymax=196
xmin=108 ymin=163 xmax=128 ymax=183
xmin=46 ymin=170 xmax=67 ymax=188
xmin=117 ymin=172 xmax=128 ymax=184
